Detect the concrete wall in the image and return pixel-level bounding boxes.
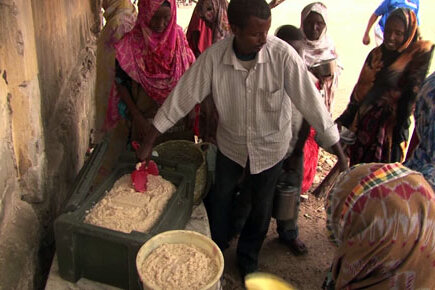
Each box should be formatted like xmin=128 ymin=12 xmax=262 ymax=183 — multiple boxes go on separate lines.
xmin=0 ymin=0 xmax=100 ymax=288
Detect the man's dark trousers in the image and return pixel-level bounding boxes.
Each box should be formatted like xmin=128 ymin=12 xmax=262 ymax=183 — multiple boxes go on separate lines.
xmin=205 ymin=150 xmax=283 ymax=273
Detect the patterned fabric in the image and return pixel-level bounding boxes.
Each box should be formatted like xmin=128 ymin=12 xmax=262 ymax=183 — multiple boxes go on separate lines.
xmin=102 ymin=0 xmax=138 ymax=44
xmin=406 ymin=72 xmax=435 ymax=190
xmin=337 ymin=8 xmax=433 ymax=165
xmin=152 ymin=35 xmax=339 ymax=174
xmin=104 ymin=0 xmax=195 ymax=130
xmin=95 ymin=0 xmax=137 ymax=130
xmin=186 ymin=12 xmax=213 ymax=57
xmin=299 ymin=2 xmax=340 ymax=113
xmin=186 ymin=0 xmax=229 ymax=56
xmin=325 ymin=163 xmax=435 ymax=289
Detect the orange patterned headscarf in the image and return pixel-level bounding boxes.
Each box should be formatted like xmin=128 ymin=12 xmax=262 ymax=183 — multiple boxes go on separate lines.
xmin=387 ymin=7 xmax=419 ymax=53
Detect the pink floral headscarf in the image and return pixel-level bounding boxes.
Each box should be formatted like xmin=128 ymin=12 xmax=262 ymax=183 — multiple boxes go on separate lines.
xmin=104 ymin=0 xmax=195 ymax=129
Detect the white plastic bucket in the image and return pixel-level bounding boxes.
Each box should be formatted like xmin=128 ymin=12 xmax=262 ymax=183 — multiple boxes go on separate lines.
xmin=136 ymin=230 xmax=224 ymax=290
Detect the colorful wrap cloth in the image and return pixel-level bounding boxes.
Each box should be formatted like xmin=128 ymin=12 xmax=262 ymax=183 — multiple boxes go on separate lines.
xmin=325 ymin=163 xmax=435 ymax=289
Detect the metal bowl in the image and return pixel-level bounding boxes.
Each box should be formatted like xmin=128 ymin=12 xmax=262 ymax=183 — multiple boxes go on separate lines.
xmin=309 ymin=58 xmax=337 ymax=78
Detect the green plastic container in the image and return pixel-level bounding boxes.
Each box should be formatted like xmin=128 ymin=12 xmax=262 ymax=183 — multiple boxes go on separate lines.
xmin=54 ymin=157 xmax=194 ymax=289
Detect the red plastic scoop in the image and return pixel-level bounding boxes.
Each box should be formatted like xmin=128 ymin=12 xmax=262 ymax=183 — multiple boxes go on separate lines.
xmin=131 ymin=141 xmax=159 ymax=192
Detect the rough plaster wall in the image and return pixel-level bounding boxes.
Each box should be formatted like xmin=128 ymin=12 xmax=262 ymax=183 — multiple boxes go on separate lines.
xmin=30 ymin=0 xmax=99 ymax=215
xmin=0 ymin=0 xmax=46 ymax=203
xmin=0 ymin=69 xmax=15 ymax=223
xmin=0 ymin=1 xmax=45 ymax=288
xmin=0 ymin=0 xmax=99 ymax=288
xmin=0 ymin=56 xmax=32 ymax=283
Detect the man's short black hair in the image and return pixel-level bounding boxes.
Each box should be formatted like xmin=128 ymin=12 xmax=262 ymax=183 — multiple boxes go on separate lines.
xmin=228 ymin=0 xmax=271 ymax=29
xmin=275 ymin=25 xmax=303 ymax=42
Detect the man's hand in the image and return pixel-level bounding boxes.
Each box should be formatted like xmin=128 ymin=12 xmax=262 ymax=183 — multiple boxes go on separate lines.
xmin=136 ymin=122 xmax=161 ymax=162
xmin=363 ymin=33 xmax=371 ymax=45
xmin=336 ymin=153 xmax=349 ymax=172
xmin=330 ymin=142 xmax=349 ymax=172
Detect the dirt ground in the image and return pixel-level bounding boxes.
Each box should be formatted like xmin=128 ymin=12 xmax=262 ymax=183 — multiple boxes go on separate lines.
xmin=175 ymin=1 xmax=435 ymax=289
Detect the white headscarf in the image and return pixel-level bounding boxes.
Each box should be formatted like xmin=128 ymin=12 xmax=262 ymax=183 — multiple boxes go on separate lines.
xmin=299 ymin=2 xmax=337 ymax=67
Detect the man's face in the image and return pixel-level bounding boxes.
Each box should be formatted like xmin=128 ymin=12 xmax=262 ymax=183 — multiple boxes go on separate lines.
xmin=232 ymin=16 xmax=271 ymax=55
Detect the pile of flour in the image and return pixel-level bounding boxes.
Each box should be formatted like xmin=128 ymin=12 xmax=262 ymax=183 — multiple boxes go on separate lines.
xmin=139 ymin=243 xmax=218 ymax=289
xmin=85 ymin=174 xmax=175 ymax=233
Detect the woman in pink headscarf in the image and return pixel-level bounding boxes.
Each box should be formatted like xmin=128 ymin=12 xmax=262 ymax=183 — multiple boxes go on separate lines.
xmin=104 ymin=0 xmax=195 ymax=142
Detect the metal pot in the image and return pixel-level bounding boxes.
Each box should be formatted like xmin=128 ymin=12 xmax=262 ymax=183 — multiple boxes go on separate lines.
xmin=309 ymin=58 xmax=337 ymax=78
xmin=272 ymin=184 xmax=299 ymax=221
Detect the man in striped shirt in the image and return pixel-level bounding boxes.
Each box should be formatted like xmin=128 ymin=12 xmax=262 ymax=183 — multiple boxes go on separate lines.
xmin=138 ymin=0 xmax=348 ymax=278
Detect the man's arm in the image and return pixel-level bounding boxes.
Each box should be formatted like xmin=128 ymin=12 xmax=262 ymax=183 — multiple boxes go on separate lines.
xmin=153 ymin=51 xmax=213 ymax=133
xmin=329 ymin=142 xmax=348 ymax=172
xmin=283 ymin=50 xmax=348 ymax=171
xmin=137 ymin=122 xmax=161 ymax=162
xmin=362 ymin=13 xmax=379 ymax=45
xmin=137 ymin=50 xmax=213 ymax=161
xmin=283 ymin=51 xmax=339 ymax=151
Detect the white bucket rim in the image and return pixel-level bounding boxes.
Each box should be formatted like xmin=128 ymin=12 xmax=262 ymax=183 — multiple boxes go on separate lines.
xmin=136 ymin=230 xmax=224 ymax=290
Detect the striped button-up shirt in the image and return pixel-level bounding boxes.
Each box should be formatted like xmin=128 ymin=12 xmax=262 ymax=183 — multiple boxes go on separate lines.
xmin=153 ymin=35 xmax=339 ymax=174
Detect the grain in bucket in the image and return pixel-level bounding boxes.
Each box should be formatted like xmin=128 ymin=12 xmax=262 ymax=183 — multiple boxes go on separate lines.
xmin=136 ymin=230 xmax=224 ymax=290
